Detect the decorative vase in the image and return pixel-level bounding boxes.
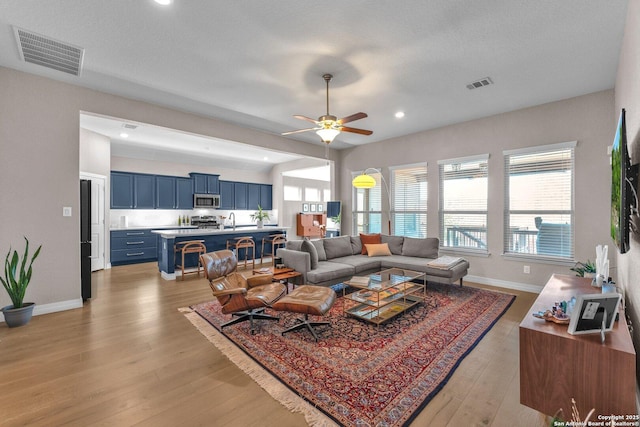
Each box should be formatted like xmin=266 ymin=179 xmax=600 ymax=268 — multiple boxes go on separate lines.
xmin=1 ymin=303 xmax=35 ymax=328
xmin=257 ymin=220 xmax=263 ymax=229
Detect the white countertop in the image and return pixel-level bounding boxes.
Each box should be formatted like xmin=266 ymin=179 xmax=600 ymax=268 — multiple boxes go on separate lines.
xmin=151 ymin=226 xmax=288 ymax=238
xmin=110 ymin=225 xmax=198 ymax=231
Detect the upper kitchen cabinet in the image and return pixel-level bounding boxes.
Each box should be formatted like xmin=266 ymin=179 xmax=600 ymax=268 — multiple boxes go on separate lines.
xmin=260 ymin=184 xmax=272 ymax=210
xmin=234 ymin=182 xmax=248 ymax=210
xmin=190 ymin=173 xmax=220 ymax=194
xmin=134 ymin=174 xmax=156 ymax=209
xmin=219 ymin=180 xmax=234 ymax=210
xmin=155 ymin=175 xmax=177 ymax=209
xmin=111 ymin=172 xmax=134 ymax=209
xmin=176 ymin=177 xmax=194 ymax=209
xmin=247 ymin=183 xmax=261 ymax=210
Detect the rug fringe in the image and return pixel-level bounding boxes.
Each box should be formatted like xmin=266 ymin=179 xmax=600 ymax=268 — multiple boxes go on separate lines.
xmin=181 ymin=309 xmax=339 ymax=427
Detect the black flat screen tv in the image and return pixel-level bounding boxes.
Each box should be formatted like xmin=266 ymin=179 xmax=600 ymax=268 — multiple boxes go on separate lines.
xmin=610 ymin=108 xmax=637 ymax=254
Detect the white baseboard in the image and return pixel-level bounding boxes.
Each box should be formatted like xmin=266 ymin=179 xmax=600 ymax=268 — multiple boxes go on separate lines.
xmin=465 ymin=274 xmax=543 ymax=294
xmin=161 ymin=271 xmax=176 ymax=281
xmin=0 ymin=298 xmax=83 ymax=323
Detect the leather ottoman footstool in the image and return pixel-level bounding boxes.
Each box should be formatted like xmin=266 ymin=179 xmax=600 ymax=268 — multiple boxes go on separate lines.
xmin=271 ymin=285 xmax=336 ymax=341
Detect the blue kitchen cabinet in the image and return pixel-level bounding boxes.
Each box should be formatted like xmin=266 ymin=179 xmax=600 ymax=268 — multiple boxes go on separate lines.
xmin=111 ymin=172 xmax=134 ymax=209
xmin=176 ymin=177 xmax=194 ymax=209
xmin=111 ymin=229 xmax=157 ymax=265
xmin=134 ymin=174 xmax=156 ymax=209
xmin=260 ymin=184 xmax=272 ymax=210
xmin=156 ymin=175 xmax=177 ymax=209
xmin=247 ymin=183 xmax=261 ymax=210
xmin=234 ymin=182 xmax=248 ymax=210
xmin=219 ymin=180 xmax=234 ymax=209
xmin=190 ymin=173 xmax=220 ymax=194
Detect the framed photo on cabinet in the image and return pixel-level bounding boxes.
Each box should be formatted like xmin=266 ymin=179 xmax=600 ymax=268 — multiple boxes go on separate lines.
xmin=302 ymin=203 xmax=309 ymax=212
xmin=310 ymin=203 xmax=317 ymax=212
xmin=318 ymin=204 xmax=323 ymax=212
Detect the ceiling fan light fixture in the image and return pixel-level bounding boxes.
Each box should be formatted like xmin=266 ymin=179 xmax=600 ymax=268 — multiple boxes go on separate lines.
xmin=316 ymin=127 xmax=340 ymax=144
xmin=352 ymin=173 xmax=377 ymax=189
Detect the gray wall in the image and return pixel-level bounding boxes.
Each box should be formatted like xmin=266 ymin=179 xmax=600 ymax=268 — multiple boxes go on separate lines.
xmin=614 ymin=0 xmax=640 ymax=380
xmin=0 ymin=66 xmax=330 ymax=313
xmin=339 ymin=90 xmax=614 ymax=292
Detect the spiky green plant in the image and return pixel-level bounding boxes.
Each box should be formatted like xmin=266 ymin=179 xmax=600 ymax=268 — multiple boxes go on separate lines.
xmin=0 ymin=237 xmax=42 ymax=308
xmin=250 ymin=205 xmax=270 ymax=223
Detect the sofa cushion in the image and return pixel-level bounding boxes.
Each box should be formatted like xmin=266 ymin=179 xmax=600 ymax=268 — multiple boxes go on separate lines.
xmin=323 ymin=236 xmax=353 ymax=259
xmin=380 ymin=256 xmax=469 ymax=280
xmin=328 ymin=255 xmax=382 ymax=274
xmin=301 ymin=239 xmax=318 ymax=270
xmin=311 ymin=239 xmax=327 ymax=261
xmin=286 ymin=240 xmax=303 ymax=251
xmin=350 ymin=235 xmax=362 ymax=255
xmin=381 ymin=234 xmax=404 ymax=255
xmin=306 ymin=260 xmax=355 ymax=284
xmin=359 ymin=233 xmax=381 ymax=254
xmin=366 ymin=243 xmax=392 ymax=257
xmin=402 ymin=237 xmax=439 ymax=258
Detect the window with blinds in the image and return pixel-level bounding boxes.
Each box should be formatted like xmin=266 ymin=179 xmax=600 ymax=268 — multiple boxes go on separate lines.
xmin=391 ymin=164 xmax=427 ymax=237
xmin=503 ymin=142 xmax=576 ymax=260
xmin=438 ymin=155 xmax=489 ymax=252
xmin=352 ymin=170 xmax=382 ymax=234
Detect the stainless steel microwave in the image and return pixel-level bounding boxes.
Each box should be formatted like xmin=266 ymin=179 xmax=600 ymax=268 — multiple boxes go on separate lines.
xmin=194 ymin=194 xmax=220 ymax=209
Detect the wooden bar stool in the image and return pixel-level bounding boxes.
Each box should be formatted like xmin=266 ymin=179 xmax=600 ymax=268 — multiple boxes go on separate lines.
xmin=175 ymin=240 xmax=207 ymax=280
xmin=226 ymin=236 xmax=255 ymax=270
xmin=260 ymin=233 xmax=287 ymax=266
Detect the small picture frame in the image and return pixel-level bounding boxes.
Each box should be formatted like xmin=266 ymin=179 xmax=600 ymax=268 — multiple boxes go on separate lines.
xmin=567 ymin=293 xmax=621 ymax=337
xmin=310 ymin=203 xmax=317 ymax=212
xmin=317 ymin=204 xmax=323 ymax=212
xmin=302 ymin=203 xmax=309 ymax=212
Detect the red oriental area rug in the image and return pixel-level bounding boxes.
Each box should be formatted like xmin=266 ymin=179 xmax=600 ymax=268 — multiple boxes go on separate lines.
xmin=181 ymin=284 xmax=515 ymax=427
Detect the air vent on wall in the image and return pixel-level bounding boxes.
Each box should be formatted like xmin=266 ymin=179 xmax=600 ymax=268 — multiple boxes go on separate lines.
xmin=13 ymin=26 xmax=84 ymax=76
xmin=466 ymin=77 xmax=493 ymax=90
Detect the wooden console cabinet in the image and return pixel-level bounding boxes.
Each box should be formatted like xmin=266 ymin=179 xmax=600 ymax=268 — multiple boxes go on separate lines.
xmin=519 ymin=274 xmax=636 ymax=418
xmin=296 ymin=213 xmax=326 ymax=238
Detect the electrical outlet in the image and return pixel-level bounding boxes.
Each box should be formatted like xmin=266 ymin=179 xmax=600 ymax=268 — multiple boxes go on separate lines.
xmin=63 ymin=207 xmax=72 ymax=217
xmin=523 ymin=265 xmax=530 ymax=274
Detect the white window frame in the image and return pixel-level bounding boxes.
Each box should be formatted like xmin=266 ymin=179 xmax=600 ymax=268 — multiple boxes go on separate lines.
xmin=390 ymin=163 xmax=428 ymax=238
xmin=503 ymin=141 xmax=576 ymax=263
xmin=438 ymin=154 xmax=489 ymax=254
xmin=352 ymin=169 xmax=383 ymax=235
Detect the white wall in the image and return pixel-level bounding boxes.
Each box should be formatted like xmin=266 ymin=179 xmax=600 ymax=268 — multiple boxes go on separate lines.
xmin=339 ymin=90 xmax=614 ymax=292
xmin=614 ymin=0 xmax=640 ymax=379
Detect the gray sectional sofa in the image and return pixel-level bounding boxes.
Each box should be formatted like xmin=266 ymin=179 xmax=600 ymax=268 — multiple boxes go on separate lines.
xmin=276 ymin=234 xmax=469 ymax=287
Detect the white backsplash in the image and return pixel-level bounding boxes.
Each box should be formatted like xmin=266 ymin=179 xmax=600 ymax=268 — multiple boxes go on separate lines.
xmin=110 ymin=209 xmax=279 ymax=228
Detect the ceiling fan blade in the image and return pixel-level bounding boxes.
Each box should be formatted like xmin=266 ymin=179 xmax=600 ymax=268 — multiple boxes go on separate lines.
xmin=337 ymin=112 xmax=368 ymax=125
xmin=281 ymin=127 xmax=317 ymax=136
xmin=340 ymin=126 xmax=373 ymax=136
xmin=293 ymin=115 xmax=320 ymax=124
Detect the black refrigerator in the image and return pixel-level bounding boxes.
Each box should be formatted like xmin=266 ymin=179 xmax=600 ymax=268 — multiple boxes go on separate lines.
xmin=80 ymin=179 xmax=92 ymax=301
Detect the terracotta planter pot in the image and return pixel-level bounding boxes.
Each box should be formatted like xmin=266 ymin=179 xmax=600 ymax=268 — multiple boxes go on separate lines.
xmin=1 ymin=302 xmax=35 ymax=328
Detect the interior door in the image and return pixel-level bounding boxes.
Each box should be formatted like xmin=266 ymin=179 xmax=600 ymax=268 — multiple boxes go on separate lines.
xmin=81 ymin=173 xmax=105 ymax=271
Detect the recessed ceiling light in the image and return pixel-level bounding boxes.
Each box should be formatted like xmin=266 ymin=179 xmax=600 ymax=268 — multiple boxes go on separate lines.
xmin=263 ymin=156 xmax=269 ymax=161
xmin=154 ymin=0 xmax=172 ymax=5
xmin=120 ymin=132 xmax=129 ymax=138
xmin=395 ymin=111 xmax=405 ymax=118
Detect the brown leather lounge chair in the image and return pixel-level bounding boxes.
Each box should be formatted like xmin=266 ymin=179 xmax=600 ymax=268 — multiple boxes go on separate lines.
xmin=200 ymin=249 xmax=286 ymax=334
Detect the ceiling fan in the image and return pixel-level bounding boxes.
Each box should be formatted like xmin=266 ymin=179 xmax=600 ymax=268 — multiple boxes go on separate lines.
xmin=282 ymin=73 xmax=373 ymax=144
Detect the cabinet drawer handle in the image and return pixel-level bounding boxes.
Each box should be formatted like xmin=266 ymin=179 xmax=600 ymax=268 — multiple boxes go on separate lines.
xmin=126 ymin=241 xmax=144 ymax=245
xmin=126 ymin=252 xmax=144 ymax=256
xmin=126 ymin=232 xmax=145 ymax=236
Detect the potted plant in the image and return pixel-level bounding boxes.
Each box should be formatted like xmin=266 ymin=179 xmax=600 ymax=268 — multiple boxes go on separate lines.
xmin=570 ymin=260 xmax=596 ymax=278
xmin=1 ymin=237 xmax=42 ymax=328
xmin=250 ymin=205 xmax=270 ymax=229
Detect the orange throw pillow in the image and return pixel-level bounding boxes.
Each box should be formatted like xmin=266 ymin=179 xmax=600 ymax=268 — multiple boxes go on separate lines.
xmin=366 ymin=243 xmax=392 ymax=257
xmin=360 ymin=233 xmax=381 ymax=255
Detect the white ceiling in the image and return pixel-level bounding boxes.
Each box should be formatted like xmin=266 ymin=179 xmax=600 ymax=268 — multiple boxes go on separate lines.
xmin=0 ymin=1 xmax=629 ymax=159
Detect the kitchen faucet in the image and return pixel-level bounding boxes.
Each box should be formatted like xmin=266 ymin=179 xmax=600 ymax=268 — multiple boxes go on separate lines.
xmin=229 ymin=212 xmax=236 ymax=230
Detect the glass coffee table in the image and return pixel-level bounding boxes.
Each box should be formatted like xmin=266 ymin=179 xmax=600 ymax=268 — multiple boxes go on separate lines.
xmin=343 ymin=268 xmax=426 ymax=325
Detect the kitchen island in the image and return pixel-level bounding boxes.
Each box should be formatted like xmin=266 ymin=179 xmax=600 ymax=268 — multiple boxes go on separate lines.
xmin=152 ymin=226 xmax=288 ymax=280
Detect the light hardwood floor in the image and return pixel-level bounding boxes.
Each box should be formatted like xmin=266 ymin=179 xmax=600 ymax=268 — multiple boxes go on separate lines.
xmin=0 ymin=262 xmax=547 ymax=427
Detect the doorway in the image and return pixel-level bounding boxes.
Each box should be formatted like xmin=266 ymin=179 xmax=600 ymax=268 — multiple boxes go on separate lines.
xmin=80 ymin=172 xmax=106 ymax=271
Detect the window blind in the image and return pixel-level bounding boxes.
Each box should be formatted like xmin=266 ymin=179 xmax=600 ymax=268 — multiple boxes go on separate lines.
xmin=503 ymin=142 xmax=575 ymax=260
xmin=392 ymin=165 xmax=427 ymax=237
xmin=438 ymin=155 xmax=489 ymax=251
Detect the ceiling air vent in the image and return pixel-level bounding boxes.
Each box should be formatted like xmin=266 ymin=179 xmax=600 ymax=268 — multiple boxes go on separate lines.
xmin=466 ymin=77 xmax=493 ymax=90
xmin=122 ymin=123 xmax=138 ymax=130
xmin=13 ymin=26 xmax=84 ymax=76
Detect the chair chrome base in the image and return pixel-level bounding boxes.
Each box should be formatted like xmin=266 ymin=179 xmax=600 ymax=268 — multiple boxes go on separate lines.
xmin=281 ymin=313 xmax=330 ymax=342
xmin=221 ymin=309 xmax=279 ymax=335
